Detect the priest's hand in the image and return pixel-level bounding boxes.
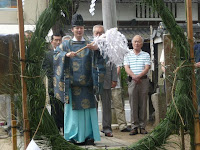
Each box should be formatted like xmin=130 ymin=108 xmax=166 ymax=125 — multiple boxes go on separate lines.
xmin=87 ymin=43 xmax=98 ymax=50
xmin=66 ymin=52 xmax=77 ymax=58
xmin=195 ymin=62 xmax=200 ymax=68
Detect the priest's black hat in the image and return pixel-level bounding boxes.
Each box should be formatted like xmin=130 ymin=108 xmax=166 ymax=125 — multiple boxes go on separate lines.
xmin=71 ymin=14 xmax=84 ymax=27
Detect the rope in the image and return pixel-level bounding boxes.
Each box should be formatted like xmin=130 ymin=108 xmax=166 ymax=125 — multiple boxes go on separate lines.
xmin=32 ymin=101 xmax=47 ymax=139
xmin=20 ymin=75 xmax=41 ymax=78
xmin=20 ymin=59 xmax=37 ymax=63
xmin=171 ymin=61 xmax=185 ymax=126
xmin=171 ymin=61 xmax=194 ymax=126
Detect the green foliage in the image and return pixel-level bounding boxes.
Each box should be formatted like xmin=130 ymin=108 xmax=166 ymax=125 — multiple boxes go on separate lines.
xmin=121 ymin=66 xmax=128 ymax=98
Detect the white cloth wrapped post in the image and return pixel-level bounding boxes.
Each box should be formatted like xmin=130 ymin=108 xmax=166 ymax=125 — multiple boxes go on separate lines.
xmin=94 ymin=28 xmax=130 ymax=65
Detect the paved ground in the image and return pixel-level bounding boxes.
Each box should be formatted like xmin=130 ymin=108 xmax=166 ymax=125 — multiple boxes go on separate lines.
xmin=81 ymin=123 xmax=155 ymax=149
xmin=0 ymin=127 xmax=12 ymax=150
xmin=79 ymin=123 xmax=190 ymax=150
xmin=0 ymin=123 xmax=155 ymax=150
xmin=0 ymin=123 xmax=190 ymax=150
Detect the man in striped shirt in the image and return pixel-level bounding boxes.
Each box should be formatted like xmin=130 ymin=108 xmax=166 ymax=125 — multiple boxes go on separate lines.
xmin=124 ymin=35 xmax=150 ymax=135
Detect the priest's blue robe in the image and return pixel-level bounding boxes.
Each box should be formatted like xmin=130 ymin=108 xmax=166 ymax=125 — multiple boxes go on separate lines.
xmin=53 ymin=39 xmax=105 ymax=142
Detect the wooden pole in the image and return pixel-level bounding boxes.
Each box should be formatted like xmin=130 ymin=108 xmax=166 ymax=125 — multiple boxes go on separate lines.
xmin=180 ymin=125 xmax=185 ymax=150
xmin=17 ymin=0 xmax=30 ymax=149
xmin=186 ymin=0 xmax=200 ymax=149
xmin=9 ymin=39 xmax=17 ymax=150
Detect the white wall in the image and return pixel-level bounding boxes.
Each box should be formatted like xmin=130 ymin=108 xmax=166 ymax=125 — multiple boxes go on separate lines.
xmin=78 ymin=2 xmax=199 ymax=22
xmin=0 ymin=0 xmax=47 ymax=25
xmin=24 ymin=0 xmax=47 ymax=25
xmin=116 ymin=3 xmax=136 ymax=21
xmin=77 ymin=2 xmax=136 ymax=21
xmin=0 ymin=8 xmax=18 ymax=24
xmin=176 ymin=3 xmax=198 ymax=21
xmin=77 ymin=2 xmax=103 ymax=21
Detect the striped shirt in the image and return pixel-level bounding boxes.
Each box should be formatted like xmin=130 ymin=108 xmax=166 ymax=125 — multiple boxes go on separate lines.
xmin=124 ymin=50 xmax=150 ymax=75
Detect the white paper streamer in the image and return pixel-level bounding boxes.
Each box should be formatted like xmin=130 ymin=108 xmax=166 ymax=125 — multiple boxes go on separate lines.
xmin=94 ymin=28 xmax=130 ymax=65
xmin=89 ymin=0 xmax=97 ymax=16
xmin=26 ymin=139 xmax=41 ymax=150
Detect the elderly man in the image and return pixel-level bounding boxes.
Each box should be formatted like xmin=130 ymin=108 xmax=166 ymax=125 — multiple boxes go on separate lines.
xmin=124 ymin=35 xmax=150 ymax=135
xmin=93 ymin=25 xmax=130 ymax=137
xmin=93 ymin=25 xmax=117 ymax=137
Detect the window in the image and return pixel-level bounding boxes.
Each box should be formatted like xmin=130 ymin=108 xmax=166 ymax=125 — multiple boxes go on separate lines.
xmin=136 ymin=2 xmax=177 ymax=19
xmin=0 ymin=0 xmax=17 ymax=8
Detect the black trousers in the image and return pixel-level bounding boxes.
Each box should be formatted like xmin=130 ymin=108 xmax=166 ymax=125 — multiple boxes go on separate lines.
xmin=49 ymin=92 xmax=64 ymax=130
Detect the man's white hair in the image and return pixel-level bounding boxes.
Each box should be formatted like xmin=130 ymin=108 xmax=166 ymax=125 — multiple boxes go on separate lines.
xmin=132 ymin=35 xmax=144 ymax=43
xmin=93 ymin=25 xmax=105 ymax=33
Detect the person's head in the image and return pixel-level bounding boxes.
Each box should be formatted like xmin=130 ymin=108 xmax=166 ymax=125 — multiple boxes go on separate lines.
xmin=71 ymin=14 xmax=84 ymax=41
xmin=62 ymin=35 xmax=72 ymax=42
xmin=51 ymin=34 xmax=62 ymax=49
xmin=93 ymin=25 xmax=105 ymax=37
xmin=24 ymin=30 xmax=33 ymax=44
xmin=132 ymin=35 xmax=144 ymax=52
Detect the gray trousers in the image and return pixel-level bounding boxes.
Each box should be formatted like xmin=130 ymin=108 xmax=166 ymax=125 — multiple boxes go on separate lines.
xmin=100 ymin=89 xmax=112 ymax=133
xmin=111 ymin=88 xmax=127 ymax=130
xmin=128 ymin=79 xmax=149 ymax=129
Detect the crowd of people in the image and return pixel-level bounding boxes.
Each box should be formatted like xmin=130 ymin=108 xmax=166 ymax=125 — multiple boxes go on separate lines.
xmin=41 ymin=13 xmax=151 ymax=145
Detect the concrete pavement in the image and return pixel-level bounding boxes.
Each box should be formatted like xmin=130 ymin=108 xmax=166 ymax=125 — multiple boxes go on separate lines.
xmin=79 ymin=123 xmax=154 ymax=149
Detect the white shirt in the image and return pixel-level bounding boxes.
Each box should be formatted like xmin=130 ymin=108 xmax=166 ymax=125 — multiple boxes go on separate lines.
xmin=72 ymin=37 xmax=85 ymax=41
xmin=124 ymin=50 xmax=151 ymax=75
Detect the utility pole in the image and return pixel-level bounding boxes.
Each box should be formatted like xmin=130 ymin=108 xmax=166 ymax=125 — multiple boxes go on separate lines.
xmin=186 ymin=0 xmax=200 ymax=149
xmin=102 ymin=0 xmax=117 ymax=31
xmin=102 ymin=0 xmax=118 ymax=124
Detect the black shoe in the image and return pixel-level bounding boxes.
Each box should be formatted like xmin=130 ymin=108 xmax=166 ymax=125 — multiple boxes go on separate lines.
xmin=105 ymin=132 xmax=113 ymax=137
xmin=67 ymin=139 xmax=85 ymax=145
xmin=74 ymin=142 xmax=86 ymax=145
xmin=140 ymin=128 xmax=148 ymax=134
xmin=85 ymin=138 xmax=95 ymax=145
xmin=67 ymin=139 xmax=76 ymax=144
xmin=129 ymin=128 xmax=138 ymax=135
xmin=121 ymin=127 xmax=131 ymax=132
